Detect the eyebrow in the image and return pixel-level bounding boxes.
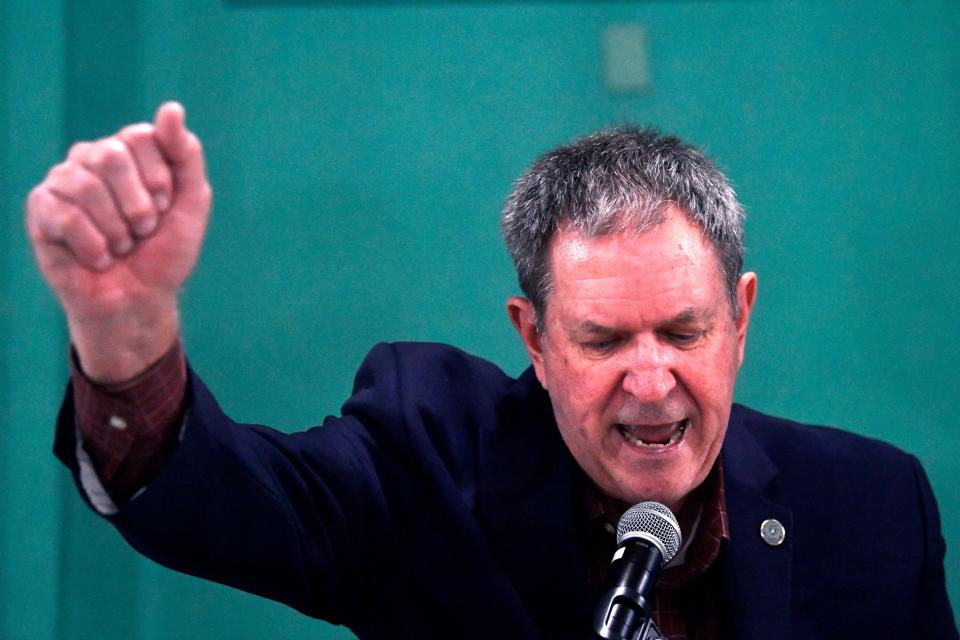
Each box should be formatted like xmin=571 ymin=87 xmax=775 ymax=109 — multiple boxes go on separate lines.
xmin=671 ymin=306 xmax=714 ymax=324
xmin=571 ymin=307 xmax=714 ymax=334
xmin=572 ymin=320 xmax=616 ymax=334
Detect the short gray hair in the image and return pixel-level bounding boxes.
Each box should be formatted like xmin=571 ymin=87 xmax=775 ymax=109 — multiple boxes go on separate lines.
xmin=501 ymin=127 xmax=745 ymax=330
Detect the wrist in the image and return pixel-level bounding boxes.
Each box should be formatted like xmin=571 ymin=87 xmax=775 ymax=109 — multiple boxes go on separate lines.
xmin=67 ymin=302 xmax=181 ymax=384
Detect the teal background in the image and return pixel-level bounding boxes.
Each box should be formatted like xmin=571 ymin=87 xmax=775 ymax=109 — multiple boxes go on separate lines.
xmin=2 ymin=1 xmax=957 ymax=637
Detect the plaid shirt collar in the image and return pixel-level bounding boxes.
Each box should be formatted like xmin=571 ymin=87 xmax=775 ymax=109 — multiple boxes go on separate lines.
xmin=578 ymin=458 xmax=730 ymax=588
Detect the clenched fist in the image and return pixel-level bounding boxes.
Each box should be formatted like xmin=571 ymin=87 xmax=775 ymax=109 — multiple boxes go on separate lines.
xmin=26 ymin=102 xmax=211 ymax=383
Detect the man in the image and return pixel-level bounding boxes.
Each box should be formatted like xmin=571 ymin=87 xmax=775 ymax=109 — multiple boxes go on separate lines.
xmin=27 ymin=103 xmax=957 ymax=638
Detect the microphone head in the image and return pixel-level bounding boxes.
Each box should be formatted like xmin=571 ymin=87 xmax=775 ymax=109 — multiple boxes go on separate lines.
xmin=616 ymin=501 xmax=682 ymax=564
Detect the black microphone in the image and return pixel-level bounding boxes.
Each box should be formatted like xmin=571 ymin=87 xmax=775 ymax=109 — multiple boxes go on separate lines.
xmin=592 ymin=501 xmax=682 ymax=640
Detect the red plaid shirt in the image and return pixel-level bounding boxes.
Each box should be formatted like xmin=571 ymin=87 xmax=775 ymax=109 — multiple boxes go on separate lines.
xmin=579 ymin=464 xmax=729 ymax=639
xmin=72 ymin=342 xmax=729 ymax=637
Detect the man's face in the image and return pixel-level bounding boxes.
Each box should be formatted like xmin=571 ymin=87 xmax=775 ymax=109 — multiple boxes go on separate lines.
xmin=508 ymin=207 xmax=756 ymax=513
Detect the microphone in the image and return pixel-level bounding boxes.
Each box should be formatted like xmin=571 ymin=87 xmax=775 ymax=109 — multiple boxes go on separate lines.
xmin=592 ymin=501 xmax=682 ymax=640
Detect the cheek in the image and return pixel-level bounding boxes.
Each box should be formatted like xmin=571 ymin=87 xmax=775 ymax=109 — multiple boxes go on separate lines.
xmin=696 ymin=332 xmax=742 ymax=394
xmin=694 ymin=362 xmax=736 ymax=402
xmin=684 ymin=340 xmax=740 ymax=449
xmin=545 ymin=356 xmax=614 ymax=431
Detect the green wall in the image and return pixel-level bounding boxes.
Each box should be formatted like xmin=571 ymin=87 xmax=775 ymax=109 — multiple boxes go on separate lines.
xmin=1 ymin=2 xmax=67 ymax=639
xmin=3 ymin=1 xmax=957 ymax=638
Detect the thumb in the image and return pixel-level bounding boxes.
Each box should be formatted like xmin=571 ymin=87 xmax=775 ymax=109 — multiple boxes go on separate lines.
xmin=154 ymin=101 xmax=208 ymax=195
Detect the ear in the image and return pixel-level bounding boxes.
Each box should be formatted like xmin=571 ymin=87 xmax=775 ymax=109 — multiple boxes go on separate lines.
xmin=734 ymin=272 xmax=758 ymax=366
xmin=506 ymin=296 xmax=549 ymax=388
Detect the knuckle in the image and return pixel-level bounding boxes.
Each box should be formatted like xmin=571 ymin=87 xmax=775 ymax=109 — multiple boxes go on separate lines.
xmin=75 ymin=236 xmax=109 ymax=266
xmin=24 ymin=190 xmax=46 ymax=234
xmin=47 ymin=161 xmax=72 ymax=181
xmin=124 ymin=206 xmax=151 ymax=223
xmin=47 ymin=164 xmax=109 ymax=207
xmin=48 ymin=162 xmax=85 ymax=190
xmin=119 ymin=122 xmax=153 ymax=142
xmin=25 ymin=209 xmax=47 ymax=243
xmin=40 ymin=207 xmax=76 ymax=243
xmin=26 ymin=185 xmax=47 ymax=212
xmin=185 ymin=133 xmax=203 ymax=155
xmin=105 ymin=228 xmax=131 ymax=248
xmin=92 ymin=236 xmax=109 ymax=257
xmin=67 ymin=141 xmax=92 ymax=160
xmin=25 ymin=217 xmax=43 ymax=243
xmin=72 ymin=171 xmax=102 ymax=201
xmin=119 ymin=187 xmax=155 ymax=216
xmin=94 ymin=139 xmax=130 ymax=171
xmin=149 ymin=177 xmax=173 ymax=196
xmin=25 ymin=190 xmax=54 ymax=228
xmin=90 ymin=211 xmax=130 ymax=247
xmin=143 ymin=166 xmax=172 ymax=192
xmin=57 ymin=208 xmax=79 ymax=233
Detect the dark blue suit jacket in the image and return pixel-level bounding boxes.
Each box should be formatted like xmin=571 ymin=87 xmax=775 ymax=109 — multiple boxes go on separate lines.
xmin=56 ymin=342 xmax=957 ymax=638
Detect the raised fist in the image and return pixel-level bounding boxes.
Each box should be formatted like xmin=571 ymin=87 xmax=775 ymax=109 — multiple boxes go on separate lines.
xmin=26 ymin=102 xmax=212 ymax=381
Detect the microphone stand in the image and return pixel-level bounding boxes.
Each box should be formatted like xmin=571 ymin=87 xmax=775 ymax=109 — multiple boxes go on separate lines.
xmin=635 ymin=618 xmax=667 ymax=640
xmin=592 ymin=538 xmax=667 ymax=640
xmin=592 ymin=617 xmax=666 ymax=640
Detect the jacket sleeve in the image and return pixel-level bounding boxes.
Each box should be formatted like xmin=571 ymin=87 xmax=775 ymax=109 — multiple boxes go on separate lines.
xmin=909 ymin=455 xmax=959 ymax=638
xmin=53 ymin=342 xmax=417 ymax=627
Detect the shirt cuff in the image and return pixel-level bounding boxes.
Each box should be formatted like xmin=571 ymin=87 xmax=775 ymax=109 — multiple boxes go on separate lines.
xmin=70 ymin=339 xmax=188 ymax=505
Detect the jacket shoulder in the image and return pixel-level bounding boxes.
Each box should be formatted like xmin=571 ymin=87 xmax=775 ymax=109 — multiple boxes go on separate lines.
xmin=346 ymin=342 xmax=516 ymax=420
xmin=340 ymin=342 xmax=520 ymax=486
xmin=726 ymin=404 xmax=929 ymax=560
xmin=730 ymin=403 xmax=916 ymax=478
xmin=356 ymin=341 xmax=513 ymax=392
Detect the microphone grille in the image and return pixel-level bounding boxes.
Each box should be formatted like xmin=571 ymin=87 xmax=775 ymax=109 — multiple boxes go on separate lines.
xmin=616 ymin=501 xmax=682 ymax=564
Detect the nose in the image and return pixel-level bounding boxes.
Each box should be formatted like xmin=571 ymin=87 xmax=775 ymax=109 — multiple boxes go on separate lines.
xmin=621 ymin=341 xmax=677 ymax=402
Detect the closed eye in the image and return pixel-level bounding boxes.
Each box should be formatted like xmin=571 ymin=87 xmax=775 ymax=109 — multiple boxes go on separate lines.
xmin=662 ymin=330 xmax=706 ymax=348
xmin=581 ymin=336 xmax=624 ymax=354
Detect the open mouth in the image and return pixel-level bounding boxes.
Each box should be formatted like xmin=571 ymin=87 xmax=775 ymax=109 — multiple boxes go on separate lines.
xmin=617 ymin=418 xmax=689 ymax=448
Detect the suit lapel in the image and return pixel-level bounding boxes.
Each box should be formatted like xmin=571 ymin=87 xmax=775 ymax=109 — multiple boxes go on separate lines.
xmin=476 ymin=368 xmax=591 ymax=640
xmin=475 ymin=379 xmax=796 ymax=638
xmin=721 ymin=406 xmax=793 ymax=639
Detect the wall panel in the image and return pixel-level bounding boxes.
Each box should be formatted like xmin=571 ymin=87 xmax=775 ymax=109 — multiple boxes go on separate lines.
xmin=0 ymin=2 xmax=67 ymax=639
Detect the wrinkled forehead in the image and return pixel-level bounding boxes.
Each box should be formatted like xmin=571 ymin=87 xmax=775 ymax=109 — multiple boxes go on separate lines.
xmin=546 ymin=207 xmax=727 ymax=296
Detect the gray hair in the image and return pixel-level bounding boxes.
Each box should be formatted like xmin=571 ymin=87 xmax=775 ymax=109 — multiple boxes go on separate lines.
xmin=501 ymin=126 xmax=745 ymax=331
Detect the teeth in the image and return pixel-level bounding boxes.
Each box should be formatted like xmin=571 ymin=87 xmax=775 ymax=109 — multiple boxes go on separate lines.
xmin=618 ymin=420 xmax=687 ymax=448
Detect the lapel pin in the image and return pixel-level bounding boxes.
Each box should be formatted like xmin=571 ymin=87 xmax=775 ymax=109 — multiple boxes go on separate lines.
xmin=760 ymin=518 xmax=786 ymax=547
